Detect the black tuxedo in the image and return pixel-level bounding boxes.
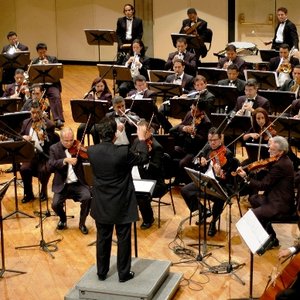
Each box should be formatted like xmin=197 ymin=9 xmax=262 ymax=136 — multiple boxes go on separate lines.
xmin=116 ymin=16 xmax=143 ymax=49
xmin=217 ymin=56 xmax=246 ymax=77
xmin=217 ymin=78 xmax=246 ymax=95
xmin=165 ymin=51 xmax=197 ymax=76
xmin=272 ymin=19 xmax=299 ymax=50
xmin=1 ymin=42 xmax=28 ymax=53
xmin=234 ymin=95 xmax=270 ymax=113
xmin=280 ymin=79 xmax=300 ymax=98
xmin=165 ymin=73 xmax=194 ymax=93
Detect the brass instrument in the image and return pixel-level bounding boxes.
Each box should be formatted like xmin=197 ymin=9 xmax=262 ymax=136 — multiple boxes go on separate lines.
xmin=185 ymin=21 xmax=201 ymax=35
xmin=39 ymin=55 xmax=49 ymax=64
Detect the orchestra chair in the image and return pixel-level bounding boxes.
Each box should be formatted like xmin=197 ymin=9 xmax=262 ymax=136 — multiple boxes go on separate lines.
xmin=203 ymin=28 xmax=213 ymax=52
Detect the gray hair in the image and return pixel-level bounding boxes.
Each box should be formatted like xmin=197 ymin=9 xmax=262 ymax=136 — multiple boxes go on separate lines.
xmin=271 ymin=136 xmax=289 ymax=153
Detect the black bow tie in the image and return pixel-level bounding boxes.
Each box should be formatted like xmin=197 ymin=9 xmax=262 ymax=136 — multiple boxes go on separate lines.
xmin=247 ymin=98 xmax=254 ymax=102
xmin=126 ymin=18 xmax=133 ymax=21
xmin=175 ymin=76 xmax=181 ymax=80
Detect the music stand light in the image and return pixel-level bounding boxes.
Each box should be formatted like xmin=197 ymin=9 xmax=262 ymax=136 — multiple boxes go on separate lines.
xmin=147 ymin=70 xmax=175 ymax=82
xmin=28 ymin=63 xmax=63 ymax=85
xmin=84 ymin=29 xmax=116 ymax=62
xmin=244 ymin=69 xmax=279 ymax=90
xmin=197 ymin=67 xmax=228 ymax=84
xmin=124 ymin=98 xmax=155 ymax=121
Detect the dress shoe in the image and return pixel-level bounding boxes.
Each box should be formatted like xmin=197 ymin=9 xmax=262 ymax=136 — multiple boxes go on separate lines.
xmin=21 ymin=194 xmax=35 ymax=203
xmin=195 ymin=209 xmax=212 ymax=225
xmin=98 ymin=274 xmax=107 ymax=281
xmin=55 ymin=120 xmax=64 ymax=129
xmin=57 ymin=221 xmax=67 ymax=230
xmin=40 ymin=192 xmax=48 ymax=202
xmin=266 ymin=237 xmax=279 ymax=251
xmin=79 ymin=224 xmax=89 ymax=234
xmin=208 ymin=222 xmax=217 ymax=237
xmin=140 ymin=217 xmax=155 ymax=230
xmin=119 ymin=271 xmax=135 ymax=283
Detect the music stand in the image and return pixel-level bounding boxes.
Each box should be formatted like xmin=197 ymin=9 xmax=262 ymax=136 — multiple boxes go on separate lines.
xmin=259 ymin=49 xmax=279 ymax=62
xmin=185 ymin=167 xmax=245 ymax=285
xmin=258 ymin=90 xmax=295 ymax=115
xmin=28 ymin=63 xmax=63 ymax=85
xmin=207 ymin=84 xmax=239 ymax=112
xmin=169 ymin=98 xmax=195 ymax=120
xmin=0 ymin=98 xmax=20 ymax=114
xmin=0 ymin=51 xmax=30 ymax=83
xmin=97 ymin=64 xmax=132 ymax=95
xmin=0 ymin=141 xmax=34 ymax=219
xmin=0 ymin=178 xmax=26 ymax=277
xmin=84 ymin=29 xmax=116 ymax=62
xmin=197 ymin=67 xmax=228 ymax=84
xmin=147 ymin=70 xmax=174 ymax=82
xmin=147 ymin=82 xmax=182 ymax=99
xmin=244 ymin=69 xmax=279 ymax=90
xmin=124 ymin=98 xmax=155 ymax=121
xmin=171 ymin=33 xmax=203 ymax=50
xmin=269 ymin=116 xmax=300 ymax=139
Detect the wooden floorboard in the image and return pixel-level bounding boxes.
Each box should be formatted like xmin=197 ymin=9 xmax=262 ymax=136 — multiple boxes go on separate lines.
xmin=0 ymin=65 xmax=298 ymax=300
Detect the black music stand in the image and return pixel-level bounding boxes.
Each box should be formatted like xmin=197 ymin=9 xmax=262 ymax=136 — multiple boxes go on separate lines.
xmin=171 ymin=33 xmax=203 ymax=50
xmin=147 ymin=82 xmax=182 ymax=99
xmin=169 ymin=97 xmax=195 ymax=120
xmin=207 ymin=84 xmax=239 ymax=112
xmin=0 ymin=51 xmax=30 ymax=83
xmin=0 ymin=141 xmax=34 ymax=219
xmin=124 ymin=98 xmax=155 ymax=121
xmin=84 ymin=29 xmax=116 ymax=62
xmin=28 ymin=63 xmax=63 ymax=85
xmin=197 ymin=67 xmax=228 ymax=84
xmin=0 ymin=98 xmax=20 ymax=114
xmin=0 ymin=177 xmax=26 ymax=277
xmin=147 ymin=70 xmax=174 ymax=82
xmin=259 ymin=49 xmax=279 ymax=62
xmin=269 ymin=116 xmax=300 ymax=139
xmin=97 ymin=64 xmax=132 ymax=95
xmin=244 ymin=70 xmax=278 ymax=90
xmin=258 ymin=90 xmax=295 ymax=115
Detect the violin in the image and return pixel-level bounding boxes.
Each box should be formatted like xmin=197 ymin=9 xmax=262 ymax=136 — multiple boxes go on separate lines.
xmin=260 ymin=125 xmax=277 ymax=141
xmin=231 ymin=155 xmax=280 ymax=176
xmin=32 ymin=118 xmax=48 ymax=142
xmin=209 ymin=145 xmax=227 ymax=167
xmin=68 ymin=140 xmax=88 ymax=159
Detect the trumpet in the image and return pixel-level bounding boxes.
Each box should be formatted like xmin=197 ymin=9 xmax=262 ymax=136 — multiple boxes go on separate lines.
xmin=39 ymin=55 xmax=49 ymax=64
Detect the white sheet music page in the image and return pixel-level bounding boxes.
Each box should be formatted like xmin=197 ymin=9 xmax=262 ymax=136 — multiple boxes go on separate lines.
xmin=133 ymin=180 xmax=155 ymax=193
xmin=236 ymin=209 xmax=270 ymax=254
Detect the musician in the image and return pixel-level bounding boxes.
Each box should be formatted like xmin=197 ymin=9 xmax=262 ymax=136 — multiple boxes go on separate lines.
xmin=269 ymin=44 xmax=299 ymax=86
xmin=87 ymin=117 xmax=148 ymax=282
xmin=76 ymin=77 xmax=112 ymax=145
xmin=236 ymin=136 xmax=295 ymax=248
xmin=21 ymin=84 xmax=49 ymax=113
xmin=169 ymin=100 xmax=211 ymax=185
xmin=264 ymin=7 xmax=299 ymax=51
xmin=217 ymin=64 xmax=246 ymax=95
xmin=181 ymin=127 xmax=238 ymax=236
xmin=106 ymin=96 xmax=140 ymax=145
xmin=128 ymin=75 xmax=156 ymax=101
xmin=217 ymin=44 xmax=246 ymax=77
xmin=179 ymin=7 xmax=209 ymax=61
xmin=165 ymin=37 xmax=197 ymax=76
xmin=280 ymin=65 xmax=300 ymax=98
xmin=116 ymin=4 xmax=143 ymax=52
xmin=3 ymin=68 xmax=30 ymax=103
xmin=48 ymin=127 xmax=91 ymax=234
xmin=234 ymin=79 xmax=270 ymax=116
xmin=131 ymin=120 xmax=166 ymax=229
xmin=243 ymin=108 xmax=277 ymax=165
xmin=32 ymin=43 xmax=64 ymax=129
xmin=118 ymin=39 xmax=150 ymax=97
xmin=20 ymin=101 xmax=56 ymax=203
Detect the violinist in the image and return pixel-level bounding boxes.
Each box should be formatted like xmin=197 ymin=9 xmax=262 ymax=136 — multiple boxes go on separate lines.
xmin=21 ymin=84 xmax=47 ymax=112
xmin=181 ymin=127 xmax=239 ymax=237
xmin=242 ymin=107 xmax=277 ymax=165
xmin=48 ymin=127 xmax=91 ymax=234
xmin=131 ymin=120 xmax=167 ymax=229
xmin=20 ymin=101 xmax=56 ymax=203
xmin=106 ymin=96 xmax=140 ymax=145
xmin=236 ymin=136 xmax=295 ymax=249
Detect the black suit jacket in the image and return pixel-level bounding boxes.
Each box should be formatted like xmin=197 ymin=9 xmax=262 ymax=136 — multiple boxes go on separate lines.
xmin=1 ymin=43 xmax=28 ymax=53
xmin=180 ymin=17 xmax=208 ymax=37
xmin=165 ymin=73 xmax=194 ymax=93
xmin=48 ymin=142 xmax=88 ymax=193
xmin=165 ymin=51 xmax=197 ymax=76
xmin=234 ymin=95 xmax=270 ymax=113
xmin=217 ymin=56 xmax=246 ymax=77
xmin=217 ymin=78 xmax=246 ymax=95
xmin=87 ymin=140 xmax=148 ymax=224
xmin=116 ymin=16 xmax=143 ymax=48
xmin=272 ymin=19 xmax=299 ymax=50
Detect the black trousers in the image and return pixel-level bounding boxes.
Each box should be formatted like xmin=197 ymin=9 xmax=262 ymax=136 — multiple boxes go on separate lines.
xmin=136 ymin=194 xmax=153 ymax=223
xmin=96 ymin=222 xmax=132 ymax=280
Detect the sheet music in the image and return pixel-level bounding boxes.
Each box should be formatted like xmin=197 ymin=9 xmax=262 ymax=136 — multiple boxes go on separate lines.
xmin=133 ymin=180 xmax=156 ymax=193
xmin=236 ymin=209 xmax=270 ymax=254
xmin=131 ymin=166 xmax=141 ymax=180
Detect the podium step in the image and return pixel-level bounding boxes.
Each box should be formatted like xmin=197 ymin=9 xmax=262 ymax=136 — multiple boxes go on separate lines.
xmin=65 ymin=256 xmax=182 ymax=300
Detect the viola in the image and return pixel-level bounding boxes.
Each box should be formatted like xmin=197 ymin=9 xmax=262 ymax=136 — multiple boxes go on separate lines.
xmin=68 ymin=140 xmax=88 ymax=159
xmin=209 ymin=145 xmax=227 ymax=167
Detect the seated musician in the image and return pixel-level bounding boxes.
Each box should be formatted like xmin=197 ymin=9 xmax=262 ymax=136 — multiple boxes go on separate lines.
xmin=269 ymin=44 xmax=299 ymax=86
xmin=217 ymin=64 xmax=246 ymax=95
xmin=181 ymin=127 xmax=239 ymax=237
xmin=242 ymin=108 xmax=277 ymax=165
xmin=236 ymin=136 xmax=295 ymax=249
xmin=76 ymin=77 xmax=112 ymax=145
xmin=20 ymin=101 xmax=56 ymax=203
xmin=165 ymin=37 xmax=197 ymax=76
xmin=106 ymin=96 xmax=140 ymax=145
xmin=32 ymin=42 xmax=64 ymax=129
xmin=48 ymin=127 xmax=91 ymax=234
xmin=131 ymin=120 xmax=167 ymax=229
xmin=217 ymin=44 xmax=246 ymax=78
xmin=118 ymin=39 xmax=150 ymax=98
xmin=21 ymin=84 xmax=48 ymax=112
xmin=3 ymin=68 xmax=30 ymax=103
xmin=179 ymin=8 xmax=209 ymax=61
xmin=169 ymin=100 xmax=211 ymax=185
xmin=234 ymin=79 xmax=270 ymax=116
xmin=280 ymin=65 xmax=300 ymax=98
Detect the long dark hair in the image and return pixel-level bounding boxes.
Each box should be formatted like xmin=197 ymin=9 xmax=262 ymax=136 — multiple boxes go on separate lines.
xmin=252 ymin=107 xmax=271 ymax=133
xmin=91 ymin=77 xmax=111 ymax=94
xmin=129 ymin=39 xmax=146 ymax=57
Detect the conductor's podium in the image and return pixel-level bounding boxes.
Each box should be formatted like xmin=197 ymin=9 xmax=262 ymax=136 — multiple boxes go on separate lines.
xmin=65 ymin=256 xmax=182 ymax=300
